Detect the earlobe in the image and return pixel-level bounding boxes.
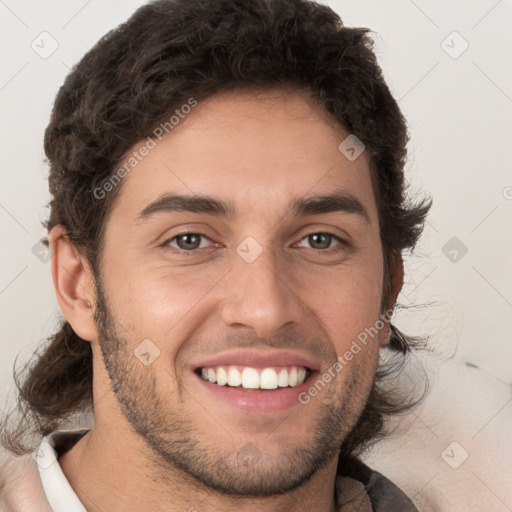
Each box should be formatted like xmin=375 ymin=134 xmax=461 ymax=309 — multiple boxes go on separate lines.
xmin=48 ymin=225 xmax=99 ymax=343
xmin=379 ymin=252 xmax=404 ymax=347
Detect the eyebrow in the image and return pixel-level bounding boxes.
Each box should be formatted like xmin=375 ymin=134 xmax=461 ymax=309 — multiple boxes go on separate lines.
xmin=135 ymin=188 xmax=371 ymax=225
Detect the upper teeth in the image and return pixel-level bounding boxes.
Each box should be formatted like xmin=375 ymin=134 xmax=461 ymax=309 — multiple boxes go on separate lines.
xmin=200 ymin=366 xmax=308 ymax=389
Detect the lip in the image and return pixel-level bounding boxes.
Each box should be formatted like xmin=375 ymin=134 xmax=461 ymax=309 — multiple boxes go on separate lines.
xmin=190 ymin=349 xmax=321 ymax=373
xmin=193 ymin=369 xmax=319 ymax=413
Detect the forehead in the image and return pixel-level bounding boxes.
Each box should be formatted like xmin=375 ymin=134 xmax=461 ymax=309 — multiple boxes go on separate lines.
xmin=109 ymin=88 xmax=378 ymax=227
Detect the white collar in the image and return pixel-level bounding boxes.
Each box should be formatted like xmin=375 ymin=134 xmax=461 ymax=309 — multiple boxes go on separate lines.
xmin=36 ymin=429 xmax=88 ymax=512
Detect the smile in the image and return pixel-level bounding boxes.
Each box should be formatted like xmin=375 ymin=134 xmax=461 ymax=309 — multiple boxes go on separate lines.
xmin=197 ymin=365 xmax=311 ymax=389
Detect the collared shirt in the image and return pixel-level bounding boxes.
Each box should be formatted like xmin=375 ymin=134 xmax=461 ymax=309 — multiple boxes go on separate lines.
xmin=5 ymin=429 xmax=418 ymax=511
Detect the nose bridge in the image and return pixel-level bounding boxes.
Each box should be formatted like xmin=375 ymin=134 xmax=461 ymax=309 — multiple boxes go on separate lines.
xmin=219 ymin=236 xmax=305 ymax=338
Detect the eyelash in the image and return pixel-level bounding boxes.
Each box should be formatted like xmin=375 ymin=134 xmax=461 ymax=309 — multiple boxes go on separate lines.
xmin=162 ymin=231 xmax=348 ymax=255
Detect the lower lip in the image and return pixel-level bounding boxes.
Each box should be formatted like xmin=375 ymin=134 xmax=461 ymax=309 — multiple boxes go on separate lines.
xmin=193 ymin=371 xmax=317 ymax=413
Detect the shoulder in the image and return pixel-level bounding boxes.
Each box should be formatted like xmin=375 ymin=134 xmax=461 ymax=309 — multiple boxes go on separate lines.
xmin=0 ymin=450 xmax=52 ymax=512
xmin=338 ymin=456 xmax=419 ymax=512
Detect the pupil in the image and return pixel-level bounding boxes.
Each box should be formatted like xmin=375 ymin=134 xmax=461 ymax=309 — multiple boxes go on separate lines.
xmin=180 ymin=234 xmax=199 ymax=249
xmin=311 ymin=233 xmax=329 ymax=249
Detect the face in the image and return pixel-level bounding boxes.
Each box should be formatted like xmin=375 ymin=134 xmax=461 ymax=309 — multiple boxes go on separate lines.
xmin=90 ymin=87 xmax=392 ymax=496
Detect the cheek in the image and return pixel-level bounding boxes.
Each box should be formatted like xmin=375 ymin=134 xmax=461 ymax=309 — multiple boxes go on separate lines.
xmin=295 ymin=262 xmax=383 ymax=338
xmin=108 ymin=263 xmax=225 ymax=341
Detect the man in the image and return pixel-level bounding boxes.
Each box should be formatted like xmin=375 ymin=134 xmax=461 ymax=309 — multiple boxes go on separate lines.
xmin=0 ymin=0 xmax=432 ymax=510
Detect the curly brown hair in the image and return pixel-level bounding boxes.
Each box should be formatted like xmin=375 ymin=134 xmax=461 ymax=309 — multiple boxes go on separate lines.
xmin=1 ymin=0 xmax=432 ymax=461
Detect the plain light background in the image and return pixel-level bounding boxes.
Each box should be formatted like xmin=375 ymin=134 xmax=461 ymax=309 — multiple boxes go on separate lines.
xmin=0 ymin=1 xmax=511 ymax=509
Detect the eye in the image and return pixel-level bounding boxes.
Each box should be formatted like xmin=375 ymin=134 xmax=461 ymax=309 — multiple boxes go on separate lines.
xmin=162 ymin=231 xmax=348 ymax=254
xmin=296 ymin=232 xmax=346 ymax=252
xmin=164 ymin=232 xmax=214 ymax=251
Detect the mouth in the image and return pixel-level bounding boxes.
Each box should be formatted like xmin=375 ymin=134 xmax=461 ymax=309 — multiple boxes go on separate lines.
xmin=195 ymin=365 xmax=312 ymax=390
xmin=190 ymin=349 xmax=320 ymax=413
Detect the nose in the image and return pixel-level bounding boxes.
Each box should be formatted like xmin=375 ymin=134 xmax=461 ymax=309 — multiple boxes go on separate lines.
xmin=219 ymin=242 xmax=306 ymax=340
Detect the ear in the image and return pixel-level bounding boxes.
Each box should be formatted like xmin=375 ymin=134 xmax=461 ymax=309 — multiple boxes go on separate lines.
xmin=48 ymin=225 xmax=99 ymax=343
xmin=379 ymin=251 xmax=404 ymax=347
